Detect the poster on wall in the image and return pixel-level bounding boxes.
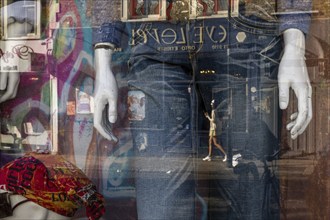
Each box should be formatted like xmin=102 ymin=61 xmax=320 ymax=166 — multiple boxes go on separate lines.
xmin=76 ymin=88 xmax=94 ymax=114
xmin=0 ymin=40 xmax=47 ymax=73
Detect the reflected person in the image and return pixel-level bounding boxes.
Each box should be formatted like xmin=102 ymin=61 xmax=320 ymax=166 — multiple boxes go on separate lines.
xmin=203 ymin=99 xmax=227 ymax=162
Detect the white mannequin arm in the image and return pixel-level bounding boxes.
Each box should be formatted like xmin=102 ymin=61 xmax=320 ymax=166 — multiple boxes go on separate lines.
xmin=278 ymin=28 xmax=312 ymax=139
xmin=93 ymin=43 xmax=118 ymax=141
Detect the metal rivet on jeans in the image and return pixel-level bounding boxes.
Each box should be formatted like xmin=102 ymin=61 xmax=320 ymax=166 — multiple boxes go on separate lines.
xmin=236 ymin=32 xmax=247 ymax=43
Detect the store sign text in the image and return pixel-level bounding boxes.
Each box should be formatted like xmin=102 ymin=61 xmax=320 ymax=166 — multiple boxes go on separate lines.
xmin=129 ymin=25 xmax=227 ymax=46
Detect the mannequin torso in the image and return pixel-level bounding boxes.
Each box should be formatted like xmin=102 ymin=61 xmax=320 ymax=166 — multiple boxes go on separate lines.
xmin=0 ymin=190 xmax=70 ymax=220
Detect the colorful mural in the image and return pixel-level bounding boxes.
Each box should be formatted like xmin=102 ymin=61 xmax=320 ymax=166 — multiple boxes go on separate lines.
xmin=0 ymin=0 xmax=136 ymax=219
xmin=54 ymin=1 xmax=136 ymax=219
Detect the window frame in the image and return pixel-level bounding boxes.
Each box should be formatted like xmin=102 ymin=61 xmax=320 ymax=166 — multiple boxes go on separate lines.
xmin=121 ymin=0 xmax=238 ymax=22
xmin=2 ymin=0 xmax=41 ymax=40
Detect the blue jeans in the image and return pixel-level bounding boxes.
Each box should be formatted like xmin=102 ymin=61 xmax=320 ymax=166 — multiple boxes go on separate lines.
xmin=127 ymin=15 xmax=282 ymax=219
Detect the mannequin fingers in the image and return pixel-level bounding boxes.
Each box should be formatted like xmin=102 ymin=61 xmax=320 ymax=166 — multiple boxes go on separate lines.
xmin=278 ymin=81 xmax=290 ymax=110
xmin=95 ymin=115 xmax=118 ymax=142
xmin=286 ymin=121 xmax=295 ymax=131
xmin=297 ymin=115 xmax=311 ymax=136
xmin=290 ymin=86 xmax=308 ymax=139
xmin=286 ymin=112 xmax=297 ymax=135
xmin=94 ymin=99 xmax=118 ymax=142
xmin=0 ymin=72 xmax=8 ymax=90
xmin=297 ymin=89 xmax=313 ymax=135
xmin=94 ymin=103 xmax=113 ymax=141
xmin=94 ymin=123 xmax=118 ymax=142
xmin=94 ymin=100 xmax=106 ymax=127
xmin=290 ymin=130 xmax=298 ymax=140
xmin=290 ymin=112 xmax=298 ymax=121
xmin=290 ymin=111 xmax=307 ymax=139
xmin=286 ymin=88 xmax=312 ymax=139
xmin=107 ymin=130 xmax=118 ymax=142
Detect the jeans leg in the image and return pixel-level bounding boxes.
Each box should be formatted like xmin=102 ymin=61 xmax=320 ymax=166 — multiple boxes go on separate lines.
xmin=128 ymin=57 xmax=195 ymax=220
xmin=196 ymin=32 xmax=282 ymax=219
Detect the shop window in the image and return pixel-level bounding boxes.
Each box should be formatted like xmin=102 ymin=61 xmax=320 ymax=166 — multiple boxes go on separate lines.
xmin=2 ymin=0 xmax=41 ymax=39
xmin=192 ymin=0 xmax=238 ymax=18
xmin=122 ymin=0 xmax=238 ymax=21
xmin=122 ymin=0 xmax=166 ymax=21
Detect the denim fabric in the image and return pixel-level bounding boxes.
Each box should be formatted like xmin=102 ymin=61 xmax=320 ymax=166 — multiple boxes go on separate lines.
xmin=276 ymin=0 xmax=313 ymax=34
xmin=127 ymin=16 xmax=282 ymax=219
xmin=93 ymin=0 xmax=312 ymax=46
xmin=93 ymin=21 xmax=125 ymax=47
xmin=128 ymin=54 xmax=196 ymax=219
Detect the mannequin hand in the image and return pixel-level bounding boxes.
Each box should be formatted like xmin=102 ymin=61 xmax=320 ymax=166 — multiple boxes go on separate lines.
xmin=94 ymin=47 xmax=118 ymax=141
xmin=0 ymin=72 xmax=20 ymax=103
xmin=94 ymin=76 xmax=118 ymax=142
xmin=278 ymin=29 xmax=312 ymax=139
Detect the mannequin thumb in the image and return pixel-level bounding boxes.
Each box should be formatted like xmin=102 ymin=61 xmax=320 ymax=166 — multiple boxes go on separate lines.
xmin=279 ymin=84 xmax=290 ymax=109
xmin=108 ymin=99 xmax=117 ymax=123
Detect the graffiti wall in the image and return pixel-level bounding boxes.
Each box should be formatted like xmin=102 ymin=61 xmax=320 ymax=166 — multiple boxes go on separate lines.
xmin=0 ymin=0 xmax=136 ymax=219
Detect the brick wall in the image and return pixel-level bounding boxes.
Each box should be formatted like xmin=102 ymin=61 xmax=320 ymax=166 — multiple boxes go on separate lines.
xmin=86 ymin=0 xmax=122 ymax=27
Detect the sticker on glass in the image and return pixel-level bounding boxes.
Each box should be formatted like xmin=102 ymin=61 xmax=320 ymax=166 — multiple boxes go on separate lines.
xmin=128 ymin=91 xmax=146 ymax=121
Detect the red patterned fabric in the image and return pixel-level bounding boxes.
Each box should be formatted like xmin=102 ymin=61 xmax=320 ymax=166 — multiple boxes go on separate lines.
xmin=0 ymin=152 xmax=105 ymax=220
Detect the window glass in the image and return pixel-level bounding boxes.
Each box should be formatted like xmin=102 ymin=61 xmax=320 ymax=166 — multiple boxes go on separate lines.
xmin=3 ymin=0 xmax=40 ymax=39
xmin=0 ymin=1 xmax=330 ymax=220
